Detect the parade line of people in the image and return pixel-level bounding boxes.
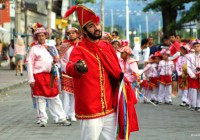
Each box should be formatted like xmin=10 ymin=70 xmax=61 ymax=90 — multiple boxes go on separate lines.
xmin=24 ymin=4 xmax=200 ymax=140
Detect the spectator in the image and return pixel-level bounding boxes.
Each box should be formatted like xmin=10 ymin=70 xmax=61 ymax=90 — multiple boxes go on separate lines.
xmin=111 ymin=30 xmax=120 ymax=39
xmin=0 ymin=40 xmax=2 ymax=67
xmin=133 ymin=38 xmax=150 ymax=69
xmin=176 ymin=35 xmax=182 ymax=44
xmin=55 ymin=38 xmax=62 ymax=52
xmin=148 ymin=36 xmax=158 ymax=55
xmin=14 ymin=36 xmax=26 ymax=76
xmin=8 ymin=40 xmax=15 ymax=70
xmin=158 ymin=35 xmax=171 ymax=51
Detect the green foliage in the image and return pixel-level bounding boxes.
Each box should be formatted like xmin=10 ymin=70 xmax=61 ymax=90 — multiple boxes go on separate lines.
xmin=143 ymin=0 xmax=193 ymax=35
xmin=74 ymin=0 xmax=96 ymax=4
xmin=178 ymin=1 xmax=200 ymax=24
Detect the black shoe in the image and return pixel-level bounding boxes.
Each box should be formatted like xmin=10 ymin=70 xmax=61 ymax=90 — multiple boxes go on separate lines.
xmin=165 ymin=101 xmax=173 ymax=105
xmin=151 ymin=99 xmax=155 ymax=103
xmin=190 ymin=107 xmax=195 ymax=111
xmin=20 ymin=73 xmax=23 ymax=76
xmin=155 ymin=101 xmax=159 ymax=104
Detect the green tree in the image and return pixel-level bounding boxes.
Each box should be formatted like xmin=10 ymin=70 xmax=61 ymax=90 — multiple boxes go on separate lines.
xmin=143 ymin=0 xmax=192 ymax=35
xmin=74 ymin=0 xmax=96 ymax=5
xmin=178 ymin=1 xmax=200 ymax=24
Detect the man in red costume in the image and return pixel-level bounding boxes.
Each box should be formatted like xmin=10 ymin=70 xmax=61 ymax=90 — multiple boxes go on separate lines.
xmin=64 ymin=5 xmax=138 ymax=140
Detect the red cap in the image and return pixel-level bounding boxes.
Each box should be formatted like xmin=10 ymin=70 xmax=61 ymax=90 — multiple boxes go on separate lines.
xmin=151 ymin=51 xmax=163 ymax=60
xmin=64 ymin=5 xmax=100 ymax=28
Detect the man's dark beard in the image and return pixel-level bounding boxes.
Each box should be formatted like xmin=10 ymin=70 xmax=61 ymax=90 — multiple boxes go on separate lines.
xmin=85 ymin=29 xmax=102 ymax=40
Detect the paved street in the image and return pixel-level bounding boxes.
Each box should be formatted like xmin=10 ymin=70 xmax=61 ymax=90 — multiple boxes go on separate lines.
xmin=0 ymin=84 xmax=200 ymax=140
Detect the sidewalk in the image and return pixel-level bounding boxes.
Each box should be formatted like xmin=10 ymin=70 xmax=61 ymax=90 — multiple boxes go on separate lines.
xmin=0 ymin=61 xmax=28 ymax=94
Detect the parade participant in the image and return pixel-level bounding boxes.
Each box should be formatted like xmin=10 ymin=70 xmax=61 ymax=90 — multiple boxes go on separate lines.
xmin=149 ymin=51 xmax=163 ymax=103
xmin=111 ymin=39 xmax=121 ymax=58
xmin=60 ymin=27 xmax=80 ymax=122
xmin=133 ymin=38 xmax=150 ymax=69
xmin=101 ymin=32 xmax=113 ymax=43
xmin=187 ymin=41 xmax=200 ymax=111
xmin=27 ymin=27 xmax=71 ymax=127
xmin=14 ymin=36 xmax=26 ymax=76
xmin=64 ymin=5 xmax=138 ymax=140
xmin=158 ymin=49 xmax=174 ymax=104
xmin=140 ymin=58 xmax=154 ymax=103
xmin=118 ymin=46 xmax=140 ymax=85
xmin=176 ymin=44 xmax=190 ymax=107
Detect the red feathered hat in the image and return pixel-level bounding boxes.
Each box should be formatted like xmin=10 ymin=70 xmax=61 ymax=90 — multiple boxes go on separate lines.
xmin=64 ymin=5 xmax=100 ymax=28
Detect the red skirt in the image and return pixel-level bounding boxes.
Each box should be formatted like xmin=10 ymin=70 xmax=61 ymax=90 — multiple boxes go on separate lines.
xmin=61 ymin=73 xmax=74 ymax=93
xmin=141 ymin=80 xmax=152 ymax=90
xmin=150 ymin=77 xmax=158 ymax=87
xmin=178 ymin=76 xmax=188 ymax=90
xmin=188 ymin=76 xmax=199 ymax=89
xmin=158 ymin=75 xmax=172 ymax=85
xmin=32 ymin=73 xmax=59 ymax=98
xmin=141 ymin=80 xmax=148 ymax=88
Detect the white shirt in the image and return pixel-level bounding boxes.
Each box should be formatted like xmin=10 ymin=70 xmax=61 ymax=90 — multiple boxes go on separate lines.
xmin=119 ymin=58 xmax=140 ymax=83
xmin=27 ymin=44 xmax=53 ymax=83
xmin=133 ymin=46 xmax=150 ymax=64
xmin=158 ymin=60 xmax=174 ymax=75
xmin=176 ymin=55 xmax=188 ymax=76
xmin=187 ymin=53 xmax=200 ymax=78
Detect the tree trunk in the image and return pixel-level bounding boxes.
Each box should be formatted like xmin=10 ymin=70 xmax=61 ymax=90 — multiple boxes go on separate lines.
xmin=161 ymin=3 xmax=178 ymax=35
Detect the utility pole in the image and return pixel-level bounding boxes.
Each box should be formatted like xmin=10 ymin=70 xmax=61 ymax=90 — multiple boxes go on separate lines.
xmin=101 ymin=0 xmax=105 ymax=31
xmin=110 ymin=9 xmax=113 ymax=32
xmin=15 ymin=0 xmax=21 ymax=36
xmin=126 ymin=0 xmax=129 ymax=41
xmin=25 ymin=9 xmax=28 ymax=47
xmin=47 ymin=0 xmax=52 ymax=28
xmin=146 ymin=14 xmax=149 ymax=38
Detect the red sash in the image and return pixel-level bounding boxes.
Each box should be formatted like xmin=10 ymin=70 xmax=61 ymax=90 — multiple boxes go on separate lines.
xmin=141 ymin=80 xmax=149 ymax=88
xmin=188 ymin=76 xmax=199 ymax=89
xmin=150 ymin=77 xmax=158 ymax=87
xmin=158 ymin=75 xmax=172 ymax=85
xmin=32 ymin=73 xmax=59 ymax=98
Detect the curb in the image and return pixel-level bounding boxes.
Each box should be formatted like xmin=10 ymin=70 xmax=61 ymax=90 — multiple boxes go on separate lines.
xmin=0 ymin=79 xmax=28 ymax=95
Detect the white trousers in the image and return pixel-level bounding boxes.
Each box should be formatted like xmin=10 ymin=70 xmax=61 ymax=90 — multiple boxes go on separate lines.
xmin=151 ymin=87 xmax=159 ymax=101
xmin=141 ymin=88 xmax=151 ymax=102
xmin=181 ymin=90 xmax=189 ymax=103
xmin=158 ymin=84 xmax=172 ymax=103
xmin=36 ymin=95 xmax=66 ymax=123
xmin=35 ymin=99 xmax=59 ymax=123
xmin=79 ymin=113 xmax=116 ymax=140
xmin=188 ymin=88 xmax=200 ymax=108
xmin=61 ymin=91 xmax=75 ymax=118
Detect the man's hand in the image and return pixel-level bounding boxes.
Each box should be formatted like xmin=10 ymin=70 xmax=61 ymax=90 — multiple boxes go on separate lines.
xmin=74 ymin=60 xmax=88 ymax=74
xmin=30 ymin=82 xmax=35 ymax=88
